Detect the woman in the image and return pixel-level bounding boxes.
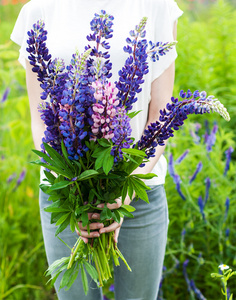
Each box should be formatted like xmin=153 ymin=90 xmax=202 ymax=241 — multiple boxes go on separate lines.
xmin=11 ymin=0 xmax=183 ymax=299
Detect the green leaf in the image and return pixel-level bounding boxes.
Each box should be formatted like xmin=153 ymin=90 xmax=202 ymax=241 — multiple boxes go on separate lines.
xmin=80 ymin=264 xmax=88 ymax=295
xmin=121 ymin=148 xmax=146 ymax=157
xmin=103 ymin=150 xmax=114 ymax=175
xmin=65 ymin=270 xmax=79 ymax=291
xmin=47 ymin=180 xmax=74 ymax=192
xmin=133 ymin=173 xmax=157 ymax=180
xmin=45 ymin=206 xmax=70 ymax=213
xmin=31 ymin=160 xmax=70 ymax=178
xmin=126 ymin=110 xmax=142 ymax=119
xmin=121 ymin=204 xmax=136 ymax=212
xmin=98 ymin=138 xmax=111 ymax=147
xmin=55 ymin=215 xmax=71 ymax=235
xmin=44 ymin=170 xmax=56 ymax=183
xmin=55 ymin=212 xmax=71 ymax=226
xmin=70 ymin=215 xmax=76 ymax=233
xmin=59 ymin=263 xmax=77 ymax=289
xmin=130 ymin=177 xmax=149 ymax=203
xmin=77 ymin=170 xmax=98 ymax=181
xmin=117 ymin=207 xmax=134 ymax=218
xmin=84 ymin=261 xmax=98 ymax=281
xmin=81 ymin=212 xmax=89 ymax=227
xmin=61 ymin=140 xmax=74 ymax=169
xmin=112 ymin=210 xmax=121 ymax=223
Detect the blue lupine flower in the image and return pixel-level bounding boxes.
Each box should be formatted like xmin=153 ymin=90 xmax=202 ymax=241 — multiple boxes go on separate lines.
xmin=224 ymin=146 xmax=234 ymax=176
xmin=225 ymin=228 xmax=230 ymax=238
xmin=224 ymin=197 xmax=230 ymax=221
xmin=198 ymin=196 xmax=205 ymax=221
xmin=1 ymin=87 xmax=10 ymax=103
xmin=175 ymin=149 xmax=190 ymax=164
xmin=204 ymin=123 xmax=218 ymax=152
xmin=204 ymin=177 xmax=211 ymax=205
xmin=13 ymin=169 xmax=26 ymax=191
xmin=190 ymin=280 xmax=207 ymax=300
xmin=189 ymin=162 xmax=203 ymax=184
xmin=7 ymin=172 xmax=17 ymax=184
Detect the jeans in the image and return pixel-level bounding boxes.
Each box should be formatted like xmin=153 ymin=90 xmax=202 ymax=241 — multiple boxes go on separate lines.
xmin=39 ymin=184 xmax=168 ymax=300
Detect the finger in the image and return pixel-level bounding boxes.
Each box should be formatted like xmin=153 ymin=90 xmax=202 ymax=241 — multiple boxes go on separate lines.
xmin=78 ymin=221 xmax=104 ymax=231
xmin=99 ymin=221 xmax=121 ymax=234
xmin=114 ymin=227 xmax=121 ymax=243
xmin=107 ymin=198 xmax=122 ymax=210
xmin=87 ymin=212 xmax=100 ymax=220
xmin=76 ymin=228 xmax=100 ymax=239
xmin=81 ymin=236 xmax=88 ymax=244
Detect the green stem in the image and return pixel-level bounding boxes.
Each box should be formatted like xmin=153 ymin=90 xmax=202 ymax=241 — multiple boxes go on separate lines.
xmin=67 ymin=238 xmax=83 ymax=269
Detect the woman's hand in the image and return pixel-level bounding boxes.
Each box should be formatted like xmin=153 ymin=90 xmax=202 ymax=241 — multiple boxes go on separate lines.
xmin=76 ymin=197 xmax=130 ymax=243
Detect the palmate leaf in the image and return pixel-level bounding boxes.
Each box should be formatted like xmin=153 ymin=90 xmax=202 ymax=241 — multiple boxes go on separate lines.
xmin=83 ymin=261 xmax=98 ymax=282
xmin=129 ymin=176 xmax=150 ymax=203
xmin=59 ymin=263 xmax=77 ymax=290
xmin=117 ymin=207 xmax=134 ymax=218
xmin=93 ymin=146 xmax=114 ymax=175
xmin=31 ymin=160 xmax=71 ymax=178
xmin=43 ymin=142 xmax=74 ymax=176
xmin=55 ymin=213 xmax=71 ymax=235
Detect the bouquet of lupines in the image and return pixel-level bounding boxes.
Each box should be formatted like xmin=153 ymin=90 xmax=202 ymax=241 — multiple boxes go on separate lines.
xmin=26 ymin=11 xmax=230 ymax=294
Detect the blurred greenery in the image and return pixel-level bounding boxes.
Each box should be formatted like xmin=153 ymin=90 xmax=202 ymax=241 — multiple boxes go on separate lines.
xmin=0 ymin=1 xmax=235 ymax=299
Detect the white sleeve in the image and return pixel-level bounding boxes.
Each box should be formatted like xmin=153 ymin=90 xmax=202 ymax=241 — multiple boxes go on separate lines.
xmin=10 ymin=0 xmax=43 ymax=68
xmin=150 ymin=0 xmax=183 ymax=81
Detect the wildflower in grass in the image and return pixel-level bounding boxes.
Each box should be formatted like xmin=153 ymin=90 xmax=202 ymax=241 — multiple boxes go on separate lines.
xmin=13 ymin=169 xmax=26 ymax=191
xmin=224 ymin=146 xmax=234 ymax=176
xmin=175 ymin=149 xmax=190 ymax=164
xmin=168 ymin=153 xmax=186 ymax=200
xmin=183 ymin=260 xmax=206 ymax=300
xmin=1 ymin=87 xmax=10 ymax=103
xmin=190 ymin=122 xmax=201 ymax=144
xmin=204 ymin=177 xmax=211 ymax=205
xmin=7 ymin=172 xmax=17 ymax=184
xmin=109 ymin=284 xmax=114 ymax=292
xmin=204 ymin=123 xmax=218 ymax=152
xmin=219 ymin=264 xmax=230 ymax=271
xmin=224 ymin=197 xmax=230 ymax=222
xmin=189 ymin=162 xmax=203 ymax=184
xmin=225 ymin=228 xmax=230 ymax=239
xmin=198 ymin=196 xmax=205 ymax=221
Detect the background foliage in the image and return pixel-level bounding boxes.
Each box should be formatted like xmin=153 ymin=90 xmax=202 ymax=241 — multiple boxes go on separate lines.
xmin=0 ymin=0 xmax=235 ymax=299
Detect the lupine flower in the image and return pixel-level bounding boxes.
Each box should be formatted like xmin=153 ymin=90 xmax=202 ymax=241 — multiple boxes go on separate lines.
xmin=224 ymin=197 xmax=230 ymax=221
xmin=109 ymin=284 xmax=114 ymax=292
xmin=7 ymin=172 xmax=17 ymax=184
xmin=190 ymin=280 xmax=207 ymax=300
xmin=198 ymin=196 xmax=205 ymax=221
xmin=189 ymin=162 xmax=203 ymax=184
xmin=225 ymin=228 xmax=230 ymax=239
xmin=204 ymin=123 xmax=218 ymax=152
xmin=224 ymin=146 xmax=234 ymax=176
xmin=138 ymin=91 xmax=230 ymax=162
xmin=13 ymin=169 xmax=26 ymax=191
xmin=190 ymin=122 xmax=201 ymax=144
xmin=183 ymin=260 xmax=206 ymax=300
xmin=175 ymin=149 xmax=190 ymax=164
xmin=168 ymin=154 xmax=186 ymax=200
xmin=204 ymin=177 xmax=211 ymax=205
xmin=1 ymin=87 xmax=10 ymax=103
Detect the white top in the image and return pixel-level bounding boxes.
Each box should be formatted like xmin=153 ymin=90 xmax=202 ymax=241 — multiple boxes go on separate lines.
xmin=11 ymin=0 xmax=183 ymax=185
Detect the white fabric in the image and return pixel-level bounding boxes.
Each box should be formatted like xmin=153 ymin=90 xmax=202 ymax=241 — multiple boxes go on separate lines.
xmin=11 ymin=0 xmax=183 ymax=185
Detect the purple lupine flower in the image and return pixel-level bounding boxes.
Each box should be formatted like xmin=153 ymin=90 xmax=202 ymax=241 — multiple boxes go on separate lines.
xmin=204 ymin=123 xmax=218 ymax=152
xmin=190 ymin=280 xmax=207 ymax=300
xmin=7 ymin=172 xmax=17 ymax=184
xmin=189 ymin=162 xmax=203 ymax=184
xmin=183 ymin=259 xmax=190 ymax=290
xmin=224 ymin=197 xmax=230 ymax=221
xmin=198 ymin=196 xmax=205 ymax=221
xmin=13 ymin=169 xmax=26 ymax=191
xmin=190 ymin=122 xmax=201 ymax=144
xmin=1 ymin=87 xmax=10 ymax=103
xmin=168 ymin=154 xmax=186 ymax=200
xmin=109 ymin=284 xmax=115 ymax=292
xmin=224 ymin=146 xmax=234 ymax=176
xmin=225 ymin=228 xmax=230 ymax=238
xmin=138 ymin=91 xmax=229 ymax=161
xmin=175 ymin=149 xmax=190 ymax=164
xmin=204 ymin=177 xmax=211 ymax=205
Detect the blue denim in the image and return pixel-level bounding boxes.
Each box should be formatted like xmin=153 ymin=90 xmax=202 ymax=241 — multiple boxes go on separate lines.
xmin=39 ymin=184 xmax=168 ymax=300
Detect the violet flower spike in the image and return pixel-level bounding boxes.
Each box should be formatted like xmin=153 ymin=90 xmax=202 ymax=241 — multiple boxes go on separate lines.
xmin=204 ymin=123 xmax=218 ymax=152
xmin=189 ymin=162 xmax=203 ymax=184
xmin=204 ymin=177 xmax=211 ymax=205
xmin=224 ymin=146 xmax=234 ymax=176
xmin=175 ymin=149 xmax=190 ymax=164
xmin=224 ymin=197 xmax=230 ymax=222
xmin=198 ymin=196 xmax=206 ymax=221
xmin=1 ymin=87 xmax=10 ymax=103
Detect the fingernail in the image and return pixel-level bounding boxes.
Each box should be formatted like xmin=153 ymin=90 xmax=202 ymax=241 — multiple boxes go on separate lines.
xmin=100 ymin=229 xmax=105 ymax=234
xmin=94 ymin=233 xmax=100 ymax=237
xmin=97 ymin=204 xmax=103 ymax=208
xmin=97 ymin=224 xmax=104 ymax=229
xmin=92 ymin=214 xmax=100 ymax=219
